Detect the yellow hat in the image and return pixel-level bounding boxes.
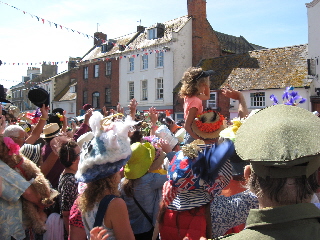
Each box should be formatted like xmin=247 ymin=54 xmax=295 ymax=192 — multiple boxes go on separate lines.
xmin=124 ymin=142 xmax=155 ymax=179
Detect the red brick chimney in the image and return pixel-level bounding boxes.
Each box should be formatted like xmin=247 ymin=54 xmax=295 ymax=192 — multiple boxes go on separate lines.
xmin=187 ymin=0 xmax=207 ymax=19
xmin=94 ymin=32 xmax=107 ymax=46
xmin=187 ymin=0 xmax=221 ymax=66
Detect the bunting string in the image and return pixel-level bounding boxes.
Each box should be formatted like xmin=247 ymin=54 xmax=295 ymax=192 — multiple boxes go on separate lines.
xmin=0 ymin=60 xmax=70 ymax=66
xmin=1 ymin=48 xmax=169 ymax=67
xmin=0 ymin=1 xmax=105 ymax=42
xmin=0 ymin=1 xmax=170 ymax=52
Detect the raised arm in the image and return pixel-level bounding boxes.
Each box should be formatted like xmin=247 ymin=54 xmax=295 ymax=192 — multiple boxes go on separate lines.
xmin=40 ymin=151 xmax=59 ymax=176
xmin=148 ymin=107 xmax=158 ymax=135
xmin=221 ymin=84 xmax=248 ymax=119
xmin=25 ymin=104 xmax=49 ymax=144
xmin=128 ymin=98 xmax=138 ymax=120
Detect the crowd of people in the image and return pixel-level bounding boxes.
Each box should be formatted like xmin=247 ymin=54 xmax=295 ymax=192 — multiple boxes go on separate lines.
xmin=1 ymin=67 xmax=320 ymax=240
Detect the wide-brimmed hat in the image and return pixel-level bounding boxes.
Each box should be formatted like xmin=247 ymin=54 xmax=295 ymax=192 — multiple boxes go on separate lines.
xmin=163 ymin=140 xmax=234 ymax=207
xmin=75 ymin=111 xmax=136 ymax=183
xmin=28 ymin=87 xmax=50 ymax=108
xmin=192 ymin=110 xmax=226 ymax=139
xmin=175 ymin=128 xmax=186 ymax=143
xmin=77 ymin=131 xmax=94 ymax=149
xmin=235 ymin=104 xmax=320 ymax=179
xmin=124 ymin=142 xmax=155 ymax=179
xmin=40 ymin=123 xmax=60 ymax=139
xmin=20 ymin=143 xmax=41 ymax=164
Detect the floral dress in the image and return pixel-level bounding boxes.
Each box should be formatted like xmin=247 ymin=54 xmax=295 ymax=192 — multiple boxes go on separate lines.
xmin=58 ymin=173 xmax=78 ymax=214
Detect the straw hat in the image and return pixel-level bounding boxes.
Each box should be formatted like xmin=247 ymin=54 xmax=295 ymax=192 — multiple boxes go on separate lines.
xmin=40 ymin=123 xmax=60 ymax=139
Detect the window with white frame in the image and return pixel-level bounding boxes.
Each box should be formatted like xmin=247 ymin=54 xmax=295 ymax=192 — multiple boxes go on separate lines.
xmin=70 ymin=103 xmax=74 ymax=113
xmin=92 ymin=92 xmax=100 ymax=108
xmin=142 ymin=54 xmax=148 ymax=70
xmin=141 ymin=80 xmax=148 ymax=101
xmin=156 ymin=51 xmax=164 ymax=67
xmin=156 ymin=78 xmax=163 ymax=100
xmin=129 ymin=82 xmax=134 ymax=100
xmin=148 ymin=28 xmax=157 ymax=40
xmin=83 ymin=66 xmax=88 ymax=79
xmin=129 ymin=58 xmax=134 ymax=72
xmin=207 ymin=92 xmax=217 ymax=109
xmin=250 ymin=92 xmax=265 ymax=107
xmin=105 ymin=88 xmax=111 ymax=103
xmin=94 ymin=64 xmax=99 ymax=78
xmin=106 ymin=61 xmax=112 ymax=75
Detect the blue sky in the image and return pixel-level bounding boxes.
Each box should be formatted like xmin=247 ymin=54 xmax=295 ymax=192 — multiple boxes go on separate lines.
xmin=0 ymin=0 xmax=309 ymax=89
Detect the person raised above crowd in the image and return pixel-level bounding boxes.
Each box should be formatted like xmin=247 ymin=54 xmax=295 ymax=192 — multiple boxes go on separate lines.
xmin=179 ymin=67 xmax=212 ymax=144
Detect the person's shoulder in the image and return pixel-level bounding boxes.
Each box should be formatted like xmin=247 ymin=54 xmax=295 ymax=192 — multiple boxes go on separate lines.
xmin=108 ymin=197 xmax=128 ymax=214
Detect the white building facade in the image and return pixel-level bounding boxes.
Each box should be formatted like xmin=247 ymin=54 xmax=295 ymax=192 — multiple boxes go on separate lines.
xmin=119 ymin=17 xmax=193 ymax=113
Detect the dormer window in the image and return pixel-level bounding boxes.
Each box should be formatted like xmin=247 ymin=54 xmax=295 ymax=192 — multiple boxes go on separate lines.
xmin=147 ymin=23 xmax=165 ymax=40
xmin=148 ymin=28 xmax=157 ymax=40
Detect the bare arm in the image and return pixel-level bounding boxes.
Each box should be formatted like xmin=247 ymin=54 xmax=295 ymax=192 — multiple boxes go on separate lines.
xmin=25 ymin=104 xmax=49 ymax=144
xmin=40 ymin=151 xmax=59 ymax=176
xmin=221 ymin=84 xmax=249 ymax=118
xmin=0 ymin=110 xmax=6 ymax=135
xmin=197 ymin=84 xmax=210 ymax=101
xmin=106 ymin=198 xmax=135 ymax=240
xmin=148 ymin=107 xmax=158 ymax=135
xmin=184 ymin=107 xmax=200 ymax=140
xmin=22 ymin=184 xmax=43 ymax=208
xmin=61 ymin=110 xmax=68 ymax=133
xmin=128 ymin=98 xmax=138 ymax=120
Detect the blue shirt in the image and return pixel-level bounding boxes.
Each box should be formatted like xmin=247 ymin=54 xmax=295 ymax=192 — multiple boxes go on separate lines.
xmin=120 ymin=173 xmax=167 ymax=234
xmin=0 ymin=160 xmax=31 ymax=240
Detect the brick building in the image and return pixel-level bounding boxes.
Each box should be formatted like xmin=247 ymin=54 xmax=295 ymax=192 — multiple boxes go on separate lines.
xmin=76 ymin=32 xmax=120 ymax=114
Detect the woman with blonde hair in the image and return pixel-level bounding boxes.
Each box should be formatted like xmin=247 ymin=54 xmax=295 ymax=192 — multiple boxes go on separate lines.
xmin=76 ymin=111 xmax=135 ymax=240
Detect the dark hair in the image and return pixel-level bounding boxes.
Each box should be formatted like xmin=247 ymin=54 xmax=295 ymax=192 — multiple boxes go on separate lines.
xmin=48 ymin=113 xmax=63 ymax=129
xmin=130 ymin=130 xmax=143 ymax=144
xmin=248 ymin=171 xmax=319 ymax=205
xmin=59 ymin=140 xmax=78 ymax=168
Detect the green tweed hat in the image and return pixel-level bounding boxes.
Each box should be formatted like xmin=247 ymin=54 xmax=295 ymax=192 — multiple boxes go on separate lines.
xmin=124 ymin=142 xmax=155 ymax=179
xmin=235 ymin=104 xmax=320 ymax=179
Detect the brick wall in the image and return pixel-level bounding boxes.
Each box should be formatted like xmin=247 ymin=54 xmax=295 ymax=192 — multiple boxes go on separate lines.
xmin=188 ymin=0 xmax=221 ymax=66
xmin=76 ymin=58 xmax=119 ymax=114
